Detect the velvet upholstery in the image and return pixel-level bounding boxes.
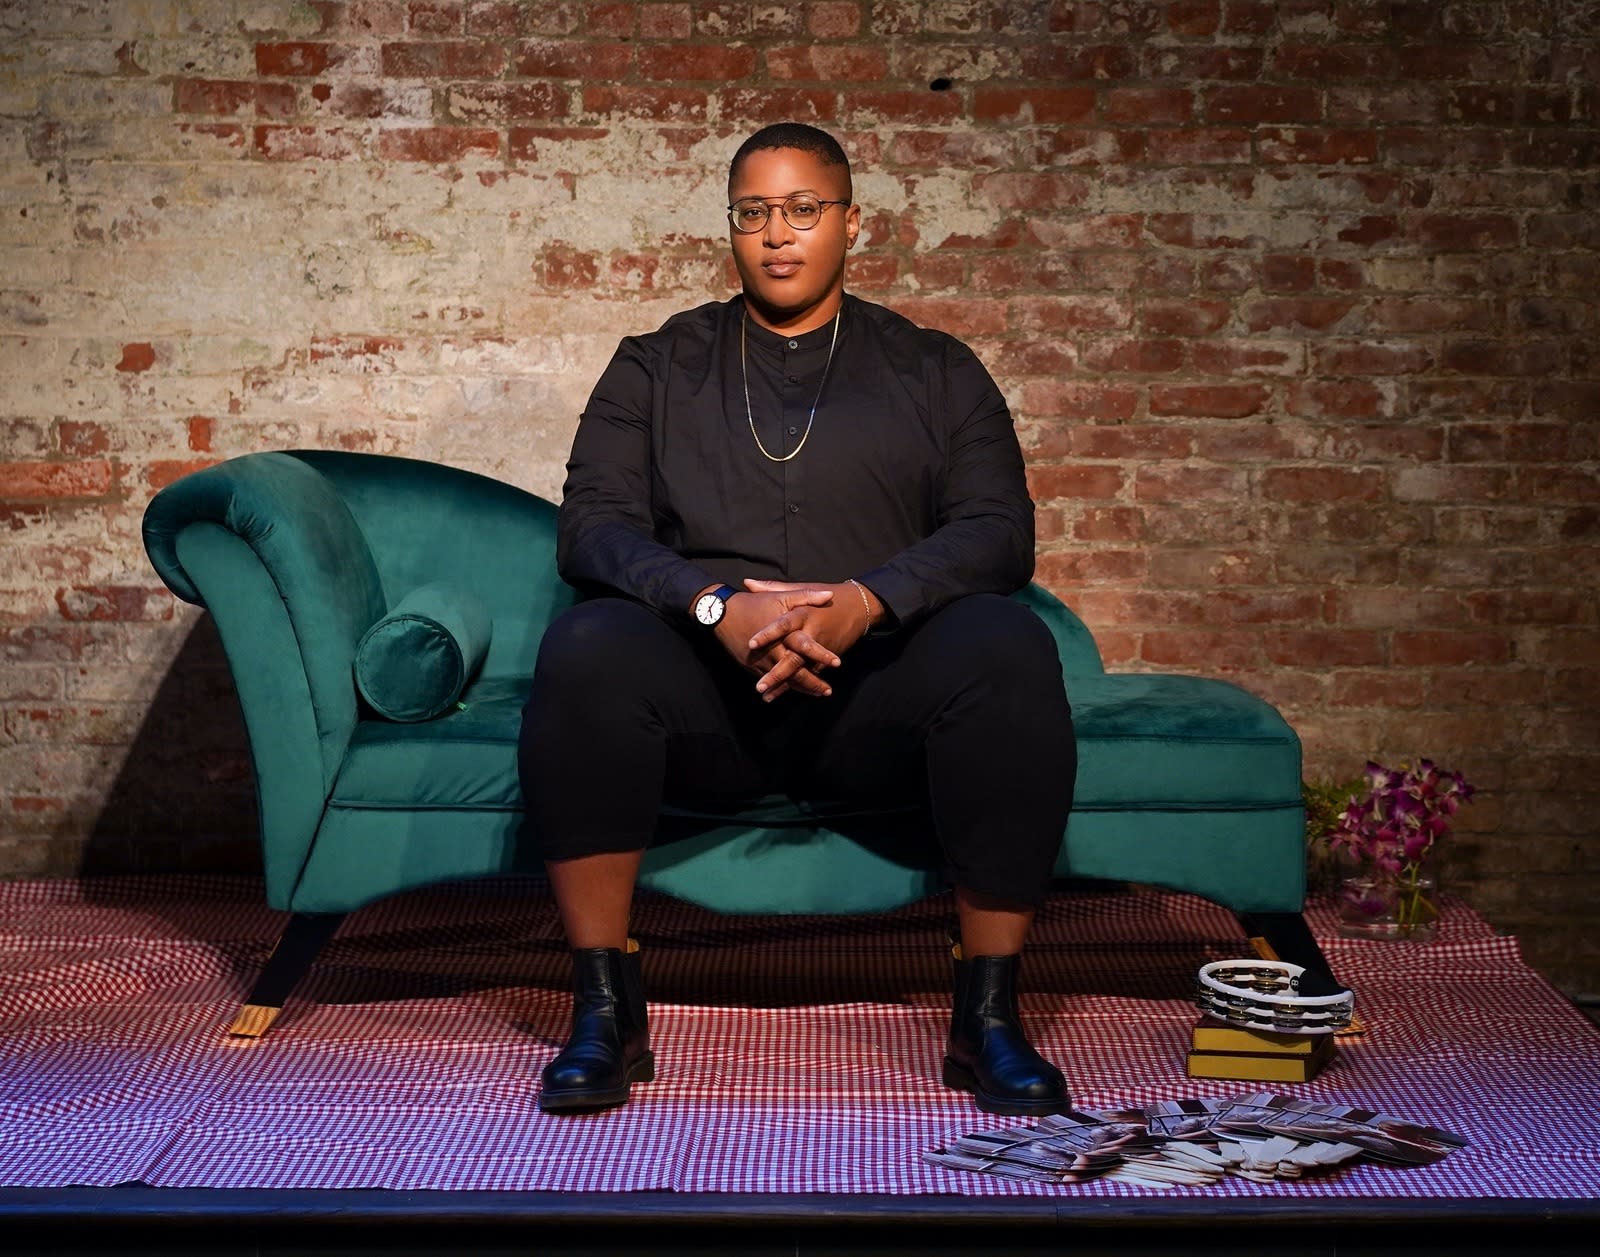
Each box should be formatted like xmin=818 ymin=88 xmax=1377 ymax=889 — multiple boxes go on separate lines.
xmin=143 ymin=451 xmax=1307 ymax=920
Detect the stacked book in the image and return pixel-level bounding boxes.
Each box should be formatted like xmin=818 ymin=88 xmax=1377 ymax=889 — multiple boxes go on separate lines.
xmin=1186 ymin=1016 xmax=1337 ymax=1082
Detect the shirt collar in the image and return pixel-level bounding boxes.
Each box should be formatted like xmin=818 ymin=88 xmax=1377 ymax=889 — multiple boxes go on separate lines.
xmin=738 ymin=296 xmax=848 ymax=354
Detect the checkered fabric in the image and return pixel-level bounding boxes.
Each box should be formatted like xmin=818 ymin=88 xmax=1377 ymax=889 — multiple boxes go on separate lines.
xmin=2 ymin=875 xmax=1598 ymax=1197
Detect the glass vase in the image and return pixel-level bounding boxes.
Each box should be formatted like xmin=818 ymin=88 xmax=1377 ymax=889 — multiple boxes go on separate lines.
xmin=1336 ymin=871 xmax=1439 ymax=942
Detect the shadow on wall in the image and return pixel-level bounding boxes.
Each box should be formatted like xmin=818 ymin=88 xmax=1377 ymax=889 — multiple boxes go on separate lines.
xmin=74 ymin=614 xmax=260 ymax=879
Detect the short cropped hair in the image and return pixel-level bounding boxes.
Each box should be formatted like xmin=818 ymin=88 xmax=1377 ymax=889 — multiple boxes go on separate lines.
xmin=728 ymin=123 xmax=853 ymax=200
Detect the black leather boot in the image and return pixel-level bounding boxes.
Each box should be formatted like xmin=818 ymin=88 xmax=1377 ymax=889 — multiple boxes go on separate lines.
xmin=942 ymin=945 xmax=1071 ymax=1117
xmin=539 ymin=940 xmax=654 ymax=1113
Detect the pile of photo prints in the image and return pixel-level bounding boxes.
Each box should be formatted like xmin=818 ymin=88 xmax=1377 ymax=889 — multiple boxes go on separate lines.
xmin=925 ymin=1092 xmax=1468 ymax=1189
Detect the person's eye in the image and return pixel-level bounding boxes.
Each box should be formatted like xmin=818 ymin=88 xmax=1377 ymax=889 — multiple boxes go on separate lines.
xmin=735 ymin=204 xmax=767 ymax=223
xmin=787 ymin=203 xmax=820 ymax=222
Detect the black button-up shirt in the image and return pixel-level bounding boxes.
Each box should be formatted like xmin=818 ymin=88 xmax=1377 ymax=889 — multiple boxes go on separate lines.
xmin=556 ymin=293 xmax=1034 ymax=629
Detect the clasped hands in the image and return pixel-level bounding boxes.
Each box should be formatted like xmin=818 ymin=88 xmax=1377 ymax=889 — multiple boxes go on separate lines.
xmin=715 ymin=578 xmax=881 ymax=702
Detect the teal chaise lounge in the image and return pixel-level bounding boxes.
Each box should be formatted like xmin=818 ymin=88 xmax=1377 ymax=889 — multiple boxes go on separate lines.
xmin=142 ymin=450 xmax=1340 ymax=1036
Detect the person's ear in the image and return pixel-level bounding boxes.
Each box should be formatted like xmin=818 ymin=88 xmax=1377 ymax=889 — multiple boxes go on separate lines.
xmin=845 ymin=202 xmax=862 ymax=249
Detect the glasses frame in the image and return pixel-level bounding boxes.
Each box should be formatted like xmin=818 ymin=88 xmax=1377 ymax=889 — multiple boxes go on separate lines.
xmin=727 ymin=195 xmax=852 ymax=234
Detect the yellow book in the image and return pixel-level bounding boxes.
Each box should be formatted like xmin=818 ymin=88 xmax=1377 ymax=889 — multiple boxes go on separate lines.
xmin=1186 ymin=1038 xmax=1335 ymax=1083
xmin=1191 ymin=1017 xmax=1323 ymax=1056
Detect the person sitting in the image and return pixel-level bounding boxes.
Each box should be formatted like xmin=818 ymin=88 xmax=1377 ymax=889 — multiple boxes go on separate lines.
xmin=519 ymin=122 xmax=1077 ymax=1118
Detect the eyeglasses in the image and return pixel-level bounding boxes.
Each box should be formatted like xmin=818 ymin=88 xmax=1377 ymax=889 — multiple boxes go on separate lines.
xmin=727 ymin=194 xmax=851 ymax=234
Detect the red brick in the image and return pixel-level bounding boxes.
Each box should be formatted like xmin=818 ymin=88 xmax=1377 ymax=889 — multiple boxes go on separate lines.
xmin=515 ymin=40 xmax=633 ymax=78
xmin=508 ymin=124 xmax=609 ymax=161
xmin=1149 ymin=383 xmax=1270 ymax=418
xmin=255 ymin=42 xmax=336 ymax=75
xmin=1384 ymin=128 xmax=1508 ymax=165
xmin=842 ymin=91 xmax=965 ymax=126
xmin=1166 ymin=0 xmax=1220 ymax=36
xmin=116 ymin=340 xmax=156 ymax=369
xmin=1142 ymin=298 xmax=1229 ymax=336
xmin=381 ymin=41 xmax=507 ymax=77
xmin=377 ymin=126 xmax=499 ymax=161
xmin=637 ymin=43 xmax=757 ymax=80
xmin=1018 ymin=380 xmax=1139 ymax=421
xmin=1264 ymin=629 xmax=1385 ymax=668
xmin=253 ymin=125 xmax=363 ymax=160
xmin=972 ymin=88 xmax=1096 ymax=124
xmin=174 ymin=79 xmax=296 ymax=117
xmin=585 ymin=3 xmax=635 ymax=35
xmin=1392 ymin=632 xmax=1513 ymax=666
xmin=1148 ymin=548 xmax=1275 ymax=588
xmin=446 ymin=82 xmax=565 ymax=120
xmin=582 ymin=86 xmax=708 ymax=121
xmin=56 ymin=422 xmax=111 ymax=456
xmin=1190 ymin=341 xmax=1302 ymax=376
xmin=145 ymin=459 xmax=220 ymax=490
xmin=709 ymin=87 xmax=832 ymax=125
xmin=1143 ymin=46 xmax=1264 ymax=80
xmin=1287 ymin=380 xmax=1394 ymax=421
xmin=1009 ymin=295 xmax=1133 ymax=335
xmin=0 ymin=462 xmax=115 ymax=500
xmin=974 ymin=172 xmax=1090 ymax=211
xmin=1273 ymin=42 xmax=1395 ymax=79
xmin=1104 ymin=88 xmax=1193 ymax=124
xmin=1034 ymin=548 xmax=1149 ymax=586
xmin=1027 ymin=125 xmax=1146 ymax=164
xmin=1205 ymin=85 xmax=1321 ymax=124
xmin=1313 ymin=340 xmax=1433 ymax=375
xmin=1069 ymin=506 xmax=1145 ymax=542
xmin=409 ymin=1 xmax=464 ymax=33
xmin=1261 ymin=467 xmax=1384 ymax=502
xmin=1328 ymin=670 xmax=1424 ymax=707
xmin=467 ymin=2 xmax=524 ymax=35
xmin=766 ymin=44 xmax=887 ymax=81
xmin=1144 ymin=128 xmax=1252 ymax=165
xmin=1018 ymin=44 xmax=1138 ymax=80
xmin=543 ymin=245 xmax=599 ymax=288
xmin=1026 ymin=464 xmax=1128 ymax=501
xmin=1411 ymin=214 xmax=1520 ymax=251
xmin=1078 ymin=338 xmax=1185 ymax=374
xmin=1370 ymin=298 xmax=1495 ymax=334
xmin=1243 ymin=298 xmax=1358 ymax=333
xmin=1257 ymin=128 xmax=1378 ymax=164
xmin=1134 ymin=464 xmax=1249 ymax=501
xmin=1140 ymin=629 xmax=1263 ymax=670
xmin=639 ymin=2 xmax=691 ymax=38
xmin=888 ymin=297 xmax=1008 ymax=338
xmin=809 ymin=2 xmax=862 ymax=37
xmin=1073 ymin=426 xmax=1193 ymax=462
xmin=54 ymin=586 xmax=173 ymax=623
xmin=186 ymin=416 xmax=216 ymax=453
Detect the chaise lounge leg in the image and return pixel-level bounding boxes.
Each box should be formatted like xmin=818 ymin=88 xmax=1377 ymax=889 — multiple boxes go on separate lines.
xmin=1237 ymin=911 xmax=1346 ymax=997
xmin=229 ymin=912 xmax=346 ymax=1038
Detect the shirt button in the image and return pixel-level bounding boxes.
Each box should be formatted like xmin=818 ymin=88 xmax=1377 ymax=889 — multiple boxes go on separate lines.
xmin=787 ymin=339 xmax=799 ymax=349
xmin=786 ymin=375 xmax=798 ymax=384
xmin=787 ymin=425 xmax=798 ymax=435
xmin=788 ymin=503 xmax=800 ymax=514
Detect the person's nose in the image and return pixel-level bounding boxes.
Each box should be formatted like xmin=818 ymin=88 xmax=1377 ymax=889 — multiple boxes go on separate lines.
xmin=762 ymin=206 xmax=794 ymax=247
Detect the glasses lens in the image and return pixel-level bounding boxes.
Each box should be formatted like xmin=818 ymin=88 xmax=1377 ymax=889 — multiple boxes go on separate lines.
xmin=730 ymin=200 xmax=769 ymax=233
xmin=782 ymin=196 xmax=823 ymax=228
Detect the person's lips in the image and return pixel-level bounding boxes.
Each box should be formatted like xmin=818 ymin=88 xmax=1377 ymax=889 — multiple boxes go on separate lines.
xmin=763 ymin=256 xmax=803 ymax=277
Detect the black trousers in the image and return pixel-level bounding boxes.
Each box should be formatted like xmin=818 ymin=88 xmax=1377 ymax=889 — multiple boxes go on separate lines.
xmin=517 ymin=593 xmax=1076 ymax=907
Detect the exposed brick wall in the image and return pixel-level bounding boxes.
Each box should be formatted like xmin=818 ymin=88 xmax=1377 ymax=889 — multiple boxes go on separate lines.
xmin=2 ymin=1 xmax=1596 ymax=989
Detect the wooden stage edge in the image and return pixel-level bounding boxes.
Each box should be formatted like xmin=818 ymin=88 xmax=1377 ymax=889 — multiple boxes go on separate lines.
xmin=2 ymin=1188 xmax=1597 ymax=1255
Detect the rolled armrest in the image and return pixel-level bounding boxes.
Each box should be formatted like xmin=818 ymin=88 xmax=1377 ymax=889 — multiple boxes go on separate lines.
xmin=143 ymin=453 xmax=387 ymax=907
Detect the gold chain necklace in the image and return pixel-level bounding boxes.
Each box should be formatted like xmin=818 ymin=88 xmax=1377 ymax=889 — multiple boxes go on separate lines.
xmin=740 ymin=306 xmax=842 ymax=464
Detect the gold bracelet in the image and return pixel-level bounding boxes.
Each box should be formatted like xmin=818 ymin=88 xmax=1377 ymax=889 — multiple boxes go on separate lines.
xmin=847 ymin=578 xmax=873 ymax=628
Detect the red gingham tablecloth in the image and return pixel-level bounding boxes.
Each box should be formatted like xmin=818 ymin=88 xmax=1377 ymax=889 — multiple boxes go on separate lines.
xmin=2 ymin=875 xmax=1598 ymax=1197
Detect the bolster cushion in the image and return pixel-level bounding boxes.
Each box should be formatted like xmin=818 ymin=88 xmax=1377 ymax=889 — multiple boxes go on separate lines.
xmin=354 ymin=583 xmax=492 ymax=722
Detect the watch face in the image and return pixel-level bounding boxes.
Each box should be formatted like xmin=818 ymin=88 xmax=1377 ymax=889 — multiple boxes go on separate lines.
xmin=694 ymin=592 xmax=724 ymax=626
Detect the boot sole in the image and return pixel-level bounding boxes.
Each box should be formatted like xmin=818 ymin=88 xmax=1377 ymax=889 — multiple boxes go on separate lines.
xmin=539 ymin=1051 xmax=656 ymax=1114
xmin=942 ymin=1057 xmax=1073 ymax=1118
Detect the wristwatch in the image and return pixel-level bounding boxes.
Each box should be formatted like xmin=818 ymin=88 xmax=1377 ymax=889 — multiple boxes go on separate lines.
xmin=693 ymin=584 xmax=739 ymax=628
